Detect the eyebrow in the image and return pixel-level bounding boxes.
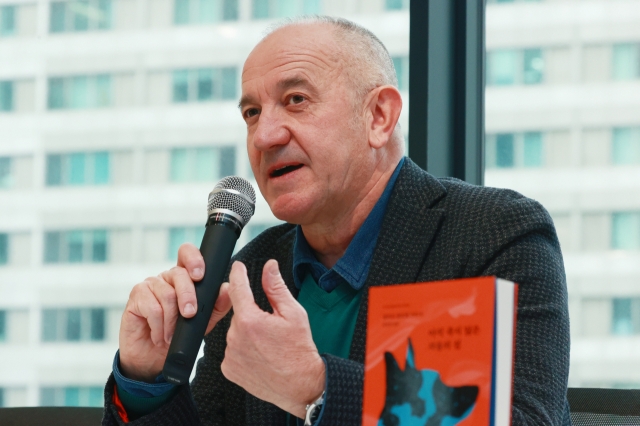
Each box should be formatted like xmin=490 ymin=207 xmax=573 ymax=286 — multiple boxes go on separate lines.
xmin=237 ymin=75 xmax=318 ymax=110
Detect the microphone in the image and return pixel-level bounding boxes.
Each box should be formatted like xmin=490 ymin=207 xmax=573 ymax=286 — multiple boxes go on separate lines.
xmin=162 ymin=176 xmax=256 ymax=385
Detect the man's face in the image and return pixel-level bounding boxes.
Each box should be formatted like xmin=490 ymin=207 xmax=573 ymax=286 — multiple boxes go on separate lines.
xmin=240 ymin=24 xmax=372 ymax=225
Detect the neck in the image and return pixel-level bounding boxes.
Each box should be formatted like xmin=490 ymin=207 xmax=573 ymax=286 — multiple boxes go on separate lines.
xmin=301 ymin=156 xmax=401 ymax=269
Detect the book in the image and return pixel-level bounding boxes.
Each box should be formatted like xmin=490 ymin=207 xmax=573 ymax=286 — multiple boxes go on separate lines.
xmin=362 ymin=276 xmax=517 ymax=426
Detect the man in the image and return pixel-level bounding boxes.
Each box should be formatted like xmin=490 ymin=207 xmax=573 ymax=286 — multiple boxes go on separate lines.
xmin=103 ymin=17 xmax=571 ymax=426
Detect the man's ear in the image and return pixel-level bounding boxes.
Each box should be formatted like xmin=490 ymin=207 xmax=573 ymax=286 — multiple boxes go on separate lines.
xmin=365 ymin=85 xmax=403 ymax=149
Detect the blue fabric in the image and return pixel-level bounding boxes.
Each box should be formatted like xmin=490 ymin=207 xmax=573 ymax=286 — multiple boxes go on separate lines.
xmin=112 ymin=156 xmax=405 ymax=416
xmin=112 ymin=351 xmax=174 ymax=397
xmin=293 ymin=157 xmax=404 ymax=293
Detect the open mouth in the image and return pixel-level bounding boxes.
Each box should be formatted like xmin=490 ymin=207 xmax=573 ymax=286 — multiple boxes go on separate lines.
xmin=270 ymin=164 xmax=303 ymax=178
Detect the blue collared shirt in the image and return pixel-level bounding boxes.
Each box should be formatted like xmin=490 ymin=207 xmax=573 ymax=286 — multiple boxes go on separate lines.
xmin=112 ymin=157 xmax=405 ymax=414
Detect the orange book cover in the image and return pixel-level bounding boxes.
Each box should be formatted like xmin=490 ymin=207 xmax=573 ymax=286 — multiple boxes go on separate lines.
xmin=362 ymin=276 xmax=516 ymax=426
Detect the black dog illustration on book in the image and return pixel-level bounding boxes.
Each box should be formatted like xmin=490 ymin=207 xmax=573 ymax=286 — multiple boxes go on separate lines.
xmin=378 ymin=340 xmax=479 ymax=426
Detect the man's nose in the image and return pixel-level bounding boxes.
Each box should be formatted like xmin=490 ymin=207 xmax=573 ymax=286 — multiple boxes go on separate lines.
xmin=251 ymin=108 xmax=290 ymax=151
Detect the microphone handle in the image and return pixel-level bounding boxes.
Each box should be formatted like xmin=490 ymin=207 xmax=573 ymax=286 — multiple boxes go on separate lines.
xmin=162 ymin=219 xmax=239 ymax=385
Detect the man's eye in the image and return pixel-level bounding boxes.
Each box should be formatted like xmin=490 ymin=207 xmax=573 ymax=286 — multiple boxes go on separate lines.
xmin=288 ymin=94 xmax=305 ymax=105
xmin=244 ymin=108 xmax=260 ymax=118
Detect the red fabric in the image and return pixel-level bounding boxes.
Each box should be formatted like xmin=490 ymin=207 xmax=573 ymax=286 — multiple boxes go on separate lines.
xmin=113 ymin=385 xmax=130 ymax=423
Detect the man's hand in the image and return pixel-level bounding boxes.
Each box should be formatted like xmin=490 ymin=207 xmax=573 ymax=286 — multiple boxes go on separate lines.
xmin=118 ymin=243 xmax=232 ymax=383
xmin=222 ymin=260 xmax=326 ymax=419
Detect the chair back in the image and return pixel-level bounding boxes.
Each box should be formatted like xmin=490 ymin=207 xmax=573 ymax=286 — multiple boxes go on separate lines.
xmin=0 ymin=406 xmax=103 ymax=426
xmin=568 ymin=387 xmax=640 ymax=426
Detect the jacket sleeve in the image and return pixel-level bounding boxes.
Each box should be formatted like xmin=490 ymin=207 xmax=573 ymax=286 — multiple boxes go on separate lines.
xmin=316 ymin=354 xmax=364 ymax=425
xmin=474 ymin=197 xmax=571 ymax=426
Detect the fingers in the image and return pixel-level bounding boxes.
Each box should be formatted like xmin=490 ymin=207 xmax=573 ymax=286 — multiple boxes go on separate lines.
xmin=227 ymin=261 xmax=257 ymax=315
xmin=177 ymin=243 xmax=205 ymax=282
xmin=128 ymin=277 xmax=178 ymax=346
xmin=261 ymin=259 xmax=297 ymax=317
xmin=160 ymin=266 xmax=197 ymax=318
xmin=205 ymin=282 xmax=233 ymax=334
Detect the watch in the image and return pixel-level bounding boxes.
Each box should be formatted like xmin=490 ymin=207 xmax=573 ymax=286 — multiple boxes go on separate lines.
xmin=304 ymin=391 xmax=325 ymax=426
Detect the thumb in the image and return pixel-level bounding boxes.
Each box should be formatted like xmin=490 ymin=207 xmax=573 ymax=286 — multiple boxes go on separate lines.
xmin=262 ymin=259 xmax=297 ymax=316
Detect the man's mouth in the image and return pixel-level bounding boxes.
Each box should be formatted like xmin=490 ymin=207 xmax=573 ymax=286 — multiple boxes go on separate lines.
xmin=270 ymin=164 xmax=303 ymax=178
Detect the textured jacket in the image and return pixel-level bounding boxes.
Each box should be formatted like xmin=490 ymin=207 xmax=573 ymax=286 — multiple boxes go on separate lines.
xmin=102 ymin=159 xmax=571 ymax=425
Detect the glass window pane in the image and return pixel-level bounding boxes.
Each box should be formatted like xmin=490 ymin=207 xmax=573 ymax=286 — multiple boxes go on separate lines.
xmin=46 ymin=155 xmax=63 ymax=186
xmin=523 ymin=132 xmax=543 ymax=167
xmin=97 ymin=0 xmax=112 ymax=29
xmin=0 ymin=6 xmax=16 ymax=37
xmin=223 ymin=0 xmax=239 ymax=20
xmin=613 ymin=44 xmax=640 ymax=81
xmin=303 ymin=0 xmax=320 ymax=14
xmin=612 ymin=128 xmax=640 ymax=165
xmin=0 ymin=157 xmax=11 ymax=187
xmin=199 ymin=0 xmax=217 ymax=23
xmin=170 ymin=148 xmax=189 ymax=182
xmin=487 ymin=50 xmax=517 ymax=86
xmin=385 ymin=0 xmax=405 ymax=11
xmin=40 ymin=388 xmax=57 ymax=405
xmin=48 ymin=78 xmax=66 ymax=109
xmin=0 ymin=81 xmax=13 ymax=111
xmin=0 ymin=233 xmax=7 ymax=265
xmin=221 ymin=67 xmax=236 ymax=99
xmin=613 ymin=298 xmax=633 ymax=335
xmin=88 ymin=387 xmax=103 ymax=407
xmin=42 ymin=309 xmax=58 ymax=341
xmin=168 ymin=227 xmax=187 ymax=259
xmin=70 ymin=76 xmax=89 ymax=109
xmin=66 ymin=309 xmax=81 ymax=341
xmin=93 ymin=152 xmax=110 ymax=184
xmin=90 ymin=309 xmax=105 ymax=340
xmin=0 ymin=310 xmax=6 ymax=341
xmin=50 ymin=2 xmax=67 ymax=33
xmin=95 ymin=75 xmax=112 ymax=107
xmin=523 ymin=48 xmax=544 ymax=85
xmin=65 ymin=387 xmax=80 ymax=406
xmin=252 ymin=0 xmax=269 ymax=19
xmin=495 ymin=133 xmax=515 ymax=168
xmin=194 ymin=147 xmax=216 ymax=181
xmin=276 ymin=0 xmax=298 ymax=18
xmin=67 ymin=230 xmax=84 ymax=262
xmin=72 ymin=0 xmax=90 ymax=31
xmin=219 ymin=146 xmax=235 ymax=177
xmin=174 ymin=0 xmax=191 ymax=24
xmin=44 ymin=232 xmax=61 ymax=263
xmin=173 ymin=70 xmax=190 ymax=102
xmin=612 ymin=213 xmax=640 ymax=250
xmin=68 ymin=153 xmax=86 ymax=185
xmin=197 ymin=69 xmax=213 ymax=101
xmin=92 ymin=230 xmax=107 ymax=262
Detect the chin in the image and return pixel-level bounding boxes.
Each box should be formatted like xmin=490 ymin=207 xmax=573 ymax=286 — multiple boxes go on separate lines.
xmin=267 ymin=193 xmax=315 ymax=225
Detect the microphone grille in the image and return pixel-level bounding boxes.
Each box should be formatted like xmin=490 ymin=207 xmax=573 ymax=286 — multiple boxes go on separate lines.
xmin=207 ymin=176 xmax=256 ymax=226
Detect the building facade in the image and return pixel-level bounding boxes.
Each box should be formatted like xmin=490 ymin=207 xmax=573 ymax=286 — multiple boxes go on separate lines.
xmin=0 ymin=0 xmax=638 ymax=408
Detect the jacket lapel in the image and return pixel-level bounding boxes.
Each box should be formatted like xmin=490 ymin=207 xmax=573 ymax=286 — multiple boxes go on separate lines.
xmin=349 ymin=159 xmax=447 ymax=363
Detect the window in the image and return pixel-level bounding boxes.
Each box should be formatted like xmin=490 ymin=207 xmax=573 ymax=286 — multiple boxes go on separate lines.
xmin=486 ymin=132 xmax=544 ymax=169
xmin=48 ymin=75 xmax=112 ymax=110
xmin=0 ymin=157 xmax=11 ymax=187
xmin=170 ymin=146 xmax=235 ymax=182
xmin=392 ymin=56 xmax=409 ymax=91
xmin=612 ymin=44 xmax=640 ymax=81
xmin=41 ymin=308 xmax=105 ymax=342
xmin=385 ymin=0 xmax=408 ymax=10
xmin=172 ymin=68 xmax=237 ymax=103
xmin=612 ymin=298 xmax=640 ymax=336
xmin=0 ymin=6 xmax=15 ymax=37
xmin=0 ymin=310 xmax=6 ymax=341
xmin=44 ymin=230 xmax=108 ymax=263
xmin=168 ymin=227 xmax=205 ymax=260
xmin=612 ymin=127 xmax=640 ymax=165
xmin=174 ymin=0 xmax=238 ymax=24
xmin=0 ymin=81 xmax=13 ymax=112
xmin=46 ymin=152 xmax=110 ymax=186
xmin=612 ymin=212 xmax=640 ymax=250
xmin=50 ymin=0 xmax=112 ymax=33
xmin=487 ymin=48 xmax=544 ymax=86
xmin=251 ymin=0 xmax=320 ymax=20
xmin=487 ymin=0 xmax=542 ymax=3
xmin=0 ymin=233 xmax=7 ymax=265
xmin=40 ymin=386 xmax=103 ymax=407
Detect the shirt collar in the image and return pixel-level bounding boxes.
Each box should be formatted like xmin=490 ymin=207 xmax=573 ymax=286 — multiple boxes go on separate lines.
xmin=292 ymin=157 xmax=405 ymax=292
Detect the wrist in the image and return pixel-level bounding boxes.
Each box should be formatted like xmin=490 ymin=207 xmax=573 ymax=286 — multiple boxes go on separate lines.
xmin=290 ymin=355 xmax=326 ymax=419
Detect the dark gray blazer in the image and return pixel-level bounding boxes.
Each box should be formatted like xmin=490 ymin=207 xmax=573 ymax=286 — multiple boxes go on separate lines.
xmin=103 ymin=158 xmax=571 ymax=425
